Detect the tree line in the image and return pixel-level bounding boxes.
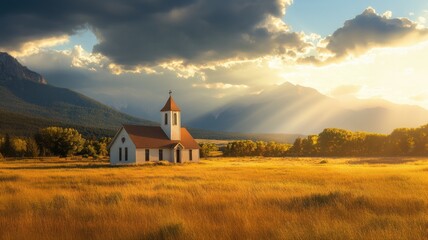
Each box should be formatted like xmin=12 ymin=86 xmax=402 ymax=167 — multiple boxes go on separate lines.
xmin=0 ymin=127 xmax=111 ymax=159
xmin=200 ymin=124 xmax=428 ymax=157
xmin=2 ymin=124 xmax=428 ymax=159
xmin=222 ymin=140 xmax=292 ymax=157
xmin=289 ymin=124 xmax=428 ymax=157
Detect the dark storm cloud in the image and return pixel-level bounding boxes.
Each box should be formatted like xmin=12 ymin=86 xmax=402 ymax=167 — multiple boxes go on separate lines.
xmin=323 ymin=7 xmax=428 ymax=61
xmin=1 ymin=0 xmax=307 ymax=66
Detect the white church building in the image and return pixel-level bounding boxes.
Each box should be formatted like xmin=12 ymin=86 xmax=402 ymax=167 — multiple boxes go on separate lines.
xmin=109 ymin=94 xmax=200 ymax=164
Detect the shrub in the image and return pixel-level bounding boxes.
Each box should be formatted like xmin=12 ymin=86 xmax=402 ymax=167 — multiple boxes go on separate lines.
xmin=319 ymin=160 xmax=328 ymax=164
xmin=199 ymin=143 xmax=219 ymax=157
xmin=156 ymin=160 xmax=171 ymax=166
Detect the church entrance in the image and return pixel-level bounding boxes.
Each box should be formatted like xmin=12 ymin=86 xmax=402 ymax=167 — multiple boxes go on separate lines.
xmin=176 ymin=149 xmax=181 ymax=163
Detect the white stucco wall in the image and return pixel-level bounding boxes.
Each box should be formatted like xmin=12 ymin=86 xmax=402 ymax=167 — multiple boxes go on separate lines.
xmin=109 ymin=127 xmax=199 ymax=165
xmin=180 ymin=149 xmax=200 ymax=163
xmin=167 ymin=148 xmax=200 ymax=163
xmin=136 ymin=149 xmax=145 ymax=164
xmin=109 ymin=128 xmax=136 ymax=165
xmin=136 ymin=148 xmax=173 ymax=163
xmin=160 ymin=111 xmax=181 ymax=140
xmin=191 ymin=149 xmax=200 ymax=162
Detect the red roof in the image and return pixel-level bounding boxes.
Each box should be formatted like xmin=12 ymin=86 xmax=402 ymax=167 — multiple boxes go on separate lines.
xmin=160 ymin=96 xmax=181 ymax=112
xmin=121 ymin=125 xmax=199 ymax=149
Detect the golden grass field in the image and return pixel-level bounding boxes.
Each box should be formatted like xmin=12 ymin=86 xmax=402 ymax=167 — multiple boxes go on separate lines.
xmin=0 ymin=157 xmax=427 ymax=240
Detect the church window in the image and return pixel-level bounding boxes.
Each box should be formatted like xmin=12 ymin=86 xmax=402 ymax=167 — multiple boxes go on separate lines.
xmin=159 ymin=149 xmax=163 ymax=160
xmin=164 ymin=113 xmax=168 ymax=125
xmin=189 ymin=150 xmax=193 ymax=161
xmin=173 ymin=113 xmax=177 ymax=125
xmin=119 ymin=148 xmax=122 ymax=161
xmin=145 ymin=149 xmax=150 ymax=161
xmin=125 ymin=147 xmax=128 ymax=161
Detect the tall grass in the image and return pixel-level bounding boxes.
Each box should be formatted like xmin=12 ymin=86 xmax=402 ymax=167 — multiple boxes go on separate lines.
xmin=0 ymin=157 xmax=427 ymax=239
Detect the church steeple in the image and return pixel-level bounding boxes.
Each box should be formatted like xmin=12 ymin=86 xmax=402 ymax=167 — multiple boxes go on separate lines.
xmin=160 ymin=92 xmax=181 ymax=140
xmin=160 ymin=91 xmax=181 ymax=112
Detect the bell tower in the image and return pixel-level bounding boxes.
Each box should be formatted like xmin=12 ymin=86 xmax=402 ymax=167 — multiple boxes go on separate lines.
xmin=160 ymin=91 xmax=181 ymax=140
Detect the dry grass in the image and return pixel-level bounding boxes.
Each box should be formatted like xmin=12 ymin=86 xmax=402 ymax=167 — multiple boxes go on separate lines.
xmin=0 ymin=157 xmax=427 ymax=240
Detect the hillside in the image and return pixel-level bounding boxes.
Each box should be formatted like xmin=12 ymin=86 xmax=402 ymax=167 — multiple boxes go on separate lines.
xmin=0 ymin=52 xmax=301 ymax=142
xmin=0 ymin=52 xmax=156 ymax=132
xmin=0 ymin=107 xmax=301 ymax=142
xmin=188 ymin=128 xmax=302 ymax=143
xmin=0 ymin=108 xmax=117 ymax=138
xmin=189 ymin=82 xmax=428 ymax=134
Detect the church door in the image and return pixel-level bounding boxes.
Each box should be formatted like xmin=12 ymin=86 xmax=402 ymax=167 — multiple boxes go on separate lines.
xmin=176 ymin=149 xmax=181 ymax=163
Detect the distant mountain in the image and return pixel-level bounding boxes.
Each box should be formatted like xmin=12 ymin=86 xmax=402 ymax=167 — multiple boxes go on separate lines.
xmin=0 ymin=52 xmax=47 ymax=84
xmin=4 ymin=51 xmax=425 ymax=140
xmin=187 ymin=127 xmax=303 ymax=144
xmin=0 ymin=52 xmax=156 ymax=134
xmin=0 ymin=52 xmax=299 ymax=143
xmin=189 ymin=82 xmax=428 ymax=134
xmin=0 ymin=108 xmax=117 ymax=138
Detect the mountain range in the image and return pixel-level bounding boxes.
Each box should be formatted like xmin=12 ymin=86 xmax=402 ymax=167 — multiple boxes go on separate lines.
xmin=189 ymin=83 xmax=428 ymax=135
xmin=1 ymin=51 xmax=427 ymax=139
xmin=0 ymin=52 xmax=156 ymax=137
xmin=0 ymin=52 xmax=302 ymax=142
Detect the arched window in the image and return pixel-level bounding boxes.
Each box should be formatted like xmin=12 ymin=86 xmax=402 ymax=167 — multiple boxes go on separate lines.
xmin=173 ymin=113 xmax=177 ymax=125
xmin=164 ymin=113 xmax=168 ymax=125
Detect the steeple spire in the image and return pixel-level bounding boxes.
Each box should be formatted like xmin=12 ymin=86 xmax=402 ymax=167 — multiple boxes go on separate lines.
xmin=160 ymin=92 xmax=181 ymax=140
xmin=160 ymin=94 xmax=181 ymax=112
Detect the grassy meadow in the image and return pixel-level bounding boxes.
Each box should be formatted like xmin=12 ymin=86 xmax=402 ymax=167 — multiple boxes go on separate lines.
xmin=0 ymin=157 xmax=427 ymax=240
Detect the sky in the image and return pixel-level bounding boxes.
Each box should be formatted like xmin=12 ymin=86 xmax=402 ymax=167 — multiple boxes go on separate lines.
xmin=1 ymin=0 xmax=428 ymax=124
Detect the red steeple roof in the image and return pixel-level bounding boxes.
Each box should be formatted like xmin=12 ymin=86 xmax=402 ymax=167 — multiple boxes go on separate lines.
xmin=160 ymin=96 xmax=181 ymax=112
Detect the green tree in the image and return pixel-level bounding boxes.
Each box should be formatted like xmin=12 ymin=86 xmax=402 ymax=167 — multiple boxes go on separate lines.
xmin=80 ymin=140 xmax=97 ymax=157
xmin=36 ymin=127 xmax=84 ymax=157
xmin=318 ymin=128 xmax=353 ymax=156
xmin=302 ymin=135 xmax=319 ymax=156
xmin=289 ymin=137 xmax=303 ymax=156
xmin=412 ymin=125 xmax=428 ymax=155
xmin=93 ymin=141 xmax=108 ymax=156
xmin=12 ymin=137 xmax=27 ymax=157
xmin=0 ymin=136 xmax=4 ymax=158
xmin=255 ymin=141 xmax=267 ymax=156
xmin=26 ymin=137 xmax=39 ymax=158
xmin=199 ymin=143 xmax=219 ymax=158
xmin=362 ymin=134 xmax=387 ymax=156
xmin=387 ymin=128 xmax=415 ymax=155
xmin=1 ymin=134 xmax=14 ymax=157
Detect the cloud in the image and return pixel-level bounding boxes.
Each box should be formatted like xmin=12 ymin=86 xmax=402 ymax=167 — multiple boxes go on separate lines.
xmin=1 ymin=35 xmax=69 ymax=57
xmin=192 ymin=82 xmax=249 ymax=89
xmin=0 ymin=0 xmax=310 ymax=68
xmin=18 ymin=49 xmax=254 ymax=121
xmin=319 ymin=7 xmax=428 ymax=63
